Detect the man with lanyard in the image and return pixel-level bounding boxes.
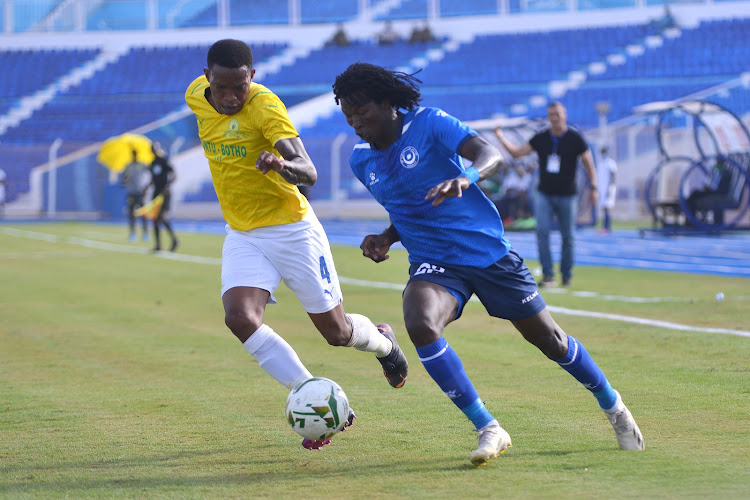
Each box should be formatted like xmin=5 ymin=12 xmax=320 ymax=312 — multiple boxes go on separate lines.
xmin=495 ymin=102 xmax=597 ymax=287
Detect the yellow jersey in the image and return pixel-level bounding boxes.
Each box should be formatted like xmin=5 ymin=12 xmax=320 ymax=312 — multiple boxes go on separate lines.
xmin=185 ymin=75 xmax=309 ymax=231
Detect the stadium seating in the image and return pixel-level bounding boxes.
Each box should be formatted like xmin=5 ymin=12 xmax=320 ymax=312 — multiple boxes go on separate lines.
xmin=1 ymin=2 xmax=748 ymax=208
xmin=0 ymin=47 xmax=100 ymax=115
xmin=0 ymin=42 xmax=285 ymax=203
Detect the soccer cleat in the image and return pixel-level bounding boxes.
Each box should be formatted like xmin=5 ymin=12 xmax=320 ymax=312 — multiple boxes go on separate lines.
xmin=376 ymin=323 xmax=408 ymax=388
xmin=170 ymin=238 xmax=179 ymax=252
xmin=470 ymin=420 xmax=512 ymax=467
xmin=301 ymin=408 xmax=357 ymax=450
xmin=301 ymin=438 xmax=331 ymax=450
xmin=605 ymin=393 xmax=645 ymax=451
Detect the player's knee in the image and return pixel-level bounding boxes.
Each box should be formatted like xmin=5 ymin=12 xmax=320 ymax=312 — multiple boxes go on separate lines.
xmin=404 ymin=317 xmax=441 ymax=346
xmin=318 ymin=323 xmax=351 ymax=347
xmin=224 ymin=310 xmax=261 ymax=343
xmin=324 ymin=332 xmax=350 ymax=347
xmin=537 ymin=329 xmax=568 ymax=359
xmin=310 ymin=313 xmax=351 ymax=347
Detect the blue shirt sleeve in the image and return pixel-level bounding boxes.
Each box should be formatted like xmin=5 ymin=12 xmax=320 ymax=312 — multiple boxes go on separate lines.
xmin=428 ymin=108 xmax=478 ymax=156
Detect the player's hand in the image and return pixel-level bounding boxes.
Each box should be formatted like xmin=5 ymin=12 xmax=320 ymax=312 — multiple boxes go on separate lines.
xmin=360 ymin=233 xmax=391 ymax=263
xmin=589 ymin=187 xmax=599 ymax=206
xmin=425 ymin=177 xmax=471 ymax=207
xmin=256 ymin=151 xmax=284 ymax=175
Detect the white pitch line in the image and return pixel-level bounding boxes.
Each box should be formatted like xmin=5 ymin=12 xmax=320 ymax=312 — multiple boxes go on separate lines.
xmin=545 ymin=305 xmax=750 ymax=338
xmin=341 ymin=284 xmax=750 ymax=338
xmin=0 ymin=251 xmax=95 ymax=259
xmin=1 ymin=227 xmax=59 ymax=242
xmin=544 ymin=288 xmax=694 ymax=303
xmin=3 ymin=227 xmax=749 ymax=338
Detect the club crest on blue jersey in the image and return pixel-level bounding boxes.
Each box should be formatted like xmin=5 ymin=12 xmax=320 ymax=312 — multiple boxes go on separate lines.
xmin=400 ymin=146 xmax=420 ymax=169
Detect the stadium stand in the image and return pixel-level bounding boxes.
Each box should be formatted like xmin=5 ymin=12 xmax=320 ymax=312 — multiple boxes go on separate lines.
xmin=0 ymin=0 xmax=747 ymax=223
xmin=0 ymin=47 xmax=100 ymax=115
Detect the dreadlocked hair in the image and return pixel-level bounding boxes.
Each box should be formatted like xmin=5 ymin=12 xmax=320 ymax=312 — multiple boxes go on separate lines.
xmin=207 ymin=39 xmax=253 ymax=70
xmin=332 ymin=62 xmax=422 ymax=111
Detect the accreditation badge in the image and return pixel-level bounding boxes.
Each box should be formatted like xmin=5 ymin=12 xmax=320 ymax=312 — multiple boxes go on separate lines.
xmin=547 ymin=154 xmax=560 ymax=173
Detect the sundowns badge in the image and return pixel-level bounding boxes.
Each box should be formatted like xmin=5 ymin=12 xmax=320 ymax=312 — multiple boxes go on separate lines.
xmin=224 ymin=118 xmax=247 ymax=139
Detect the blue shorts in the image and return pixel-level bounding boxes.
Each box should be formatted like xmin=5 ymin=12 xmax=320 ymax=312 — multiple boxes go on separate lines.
xmin=407 ymin=248 xmax=546 ymax=321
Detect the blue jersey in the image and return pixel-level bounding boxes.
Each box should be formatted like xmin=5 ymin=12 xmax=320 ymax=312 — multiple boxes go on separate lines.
xmin=349 ymin=107 xmax=511 ymax=268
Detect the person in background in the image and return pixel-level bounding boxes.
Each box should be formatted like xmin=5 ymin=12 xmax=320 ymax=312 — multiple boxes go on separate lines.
xmin=333 ymin=62 xmax=644 ymax=467
xmin=685 ymin=158 xmax=733 ymax=226
xmin=184 ymin=39 xmax=408 ymax=450
xmin=409 ymin=20 xmax=436 ymax=43
xmin=143 ymin=143 xmax=179 ymax=252
xmin=494 ymin=102 xmax=598 ymax=288
xmin=0 ymin=167 xmax=6 ymax=218
xmin=497 ymin=163 xmax=534 ymax=228
xmin=121 ymin=149 xmax=149 ymax=242
xmin=326 ymin=23 xmax=350 ymax=47
xmin=376 ymin=21 xmax=400 ymax=45
xmin=598 ymin=146 xmax=618 ymax=234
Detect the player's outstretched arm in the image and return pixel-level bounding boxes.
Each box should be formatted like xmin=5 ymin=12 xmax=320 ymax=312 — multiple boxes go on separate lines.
xmin=360 ymin=225 xmax=399 ymax=263
xmin=256 ymin=136 xmax=317 ymax=186
xmin=494 ymin=127 xmax=533 ymax=158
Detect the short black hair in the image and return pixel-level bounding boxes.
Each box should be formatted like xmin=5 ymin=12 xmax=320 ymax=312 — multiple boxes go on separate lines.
xmin=206 ymin=39 xmax=253 ymax=70
xmin=332 ymin=62 xmax=422 ymax=111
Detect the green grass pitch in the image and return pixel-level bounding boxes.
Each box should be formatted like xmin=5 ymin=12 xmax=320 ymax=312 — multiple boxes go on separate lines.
xmin=1 ymin=222 xmax=749 ymax=499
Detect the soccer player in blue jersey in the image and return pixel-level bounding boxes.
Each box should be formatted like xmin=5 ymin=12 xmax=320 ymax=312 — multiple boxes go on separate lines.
xmin=332 ymin=63 xmax=644 ymax=466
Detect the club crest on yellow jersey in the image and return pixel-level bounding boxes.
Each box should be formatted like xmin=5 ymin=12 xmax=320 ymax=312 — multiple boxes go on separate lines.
xmin=224 ymin=118 xmax=247 ymax=139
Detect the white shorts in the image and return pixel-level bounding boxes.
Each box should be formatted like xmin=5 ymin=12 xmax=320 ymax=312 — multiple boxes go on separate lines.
xmin=602 ymin=184 xmax=617 ymax=209
xmin=221 ymin=209 xmax=343 ymax=314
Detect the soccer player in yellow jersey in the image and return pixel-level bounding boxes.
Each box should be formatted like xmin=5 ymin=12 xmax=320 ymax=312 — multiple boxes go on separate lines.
xmin=185 ymin=39 xmax=408 ymax=450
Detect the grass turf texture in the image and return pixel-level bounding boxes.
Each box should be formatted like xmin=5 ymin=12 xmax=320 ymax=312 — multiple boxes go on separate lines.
xmin=1 ymin=222 xmax=749 ymax=499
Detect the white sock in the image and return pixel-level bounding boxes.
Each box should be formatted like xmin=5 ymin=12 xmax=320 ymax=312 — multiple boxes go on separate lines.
xmin=603 ymin=391 xmax=625 ymax=414
xmin=243 ymin=324 xmax=312 ymax=390
xmin=345 ymin=313 xmax=392 ymax=357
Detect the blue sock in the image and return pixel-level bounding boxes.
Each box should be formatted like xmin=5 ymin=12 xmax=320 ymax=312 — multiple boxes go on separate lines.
xmin=417 ymin=337 xmax=495 ymax=429
xmin=556 ymin=335 xmax=618 ymax=410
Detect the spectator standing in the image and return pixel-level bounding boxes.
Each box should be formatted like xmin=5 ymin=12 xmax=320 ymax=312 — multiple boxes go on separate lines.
xmin=121 ymin=149 xmax=149 ymax=242
xmin=494 ymin=102 xmax=598 ymax=287
xmin=598 ymin=146 xmax=617 ymax=234
xmin=143 ymin=143 xmax=179 ymax=252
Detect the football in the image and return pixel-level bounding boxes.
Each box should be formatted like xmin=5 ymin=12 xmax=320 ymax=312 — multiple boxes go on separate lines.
xmin=285 ymin=377 xmax=350 ymax=441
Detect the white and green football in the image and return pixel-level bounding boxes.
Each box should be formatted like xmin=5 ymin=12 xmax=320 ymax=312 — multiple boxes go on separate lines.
xmin=285 ymin=377 xmax=350 ymax=441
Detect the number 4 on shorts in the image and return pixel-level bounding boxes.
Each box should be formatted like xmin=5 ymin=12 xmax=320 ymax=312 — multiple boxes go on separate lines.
xmin=319 ymin=256 xmax=331 ymax=283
